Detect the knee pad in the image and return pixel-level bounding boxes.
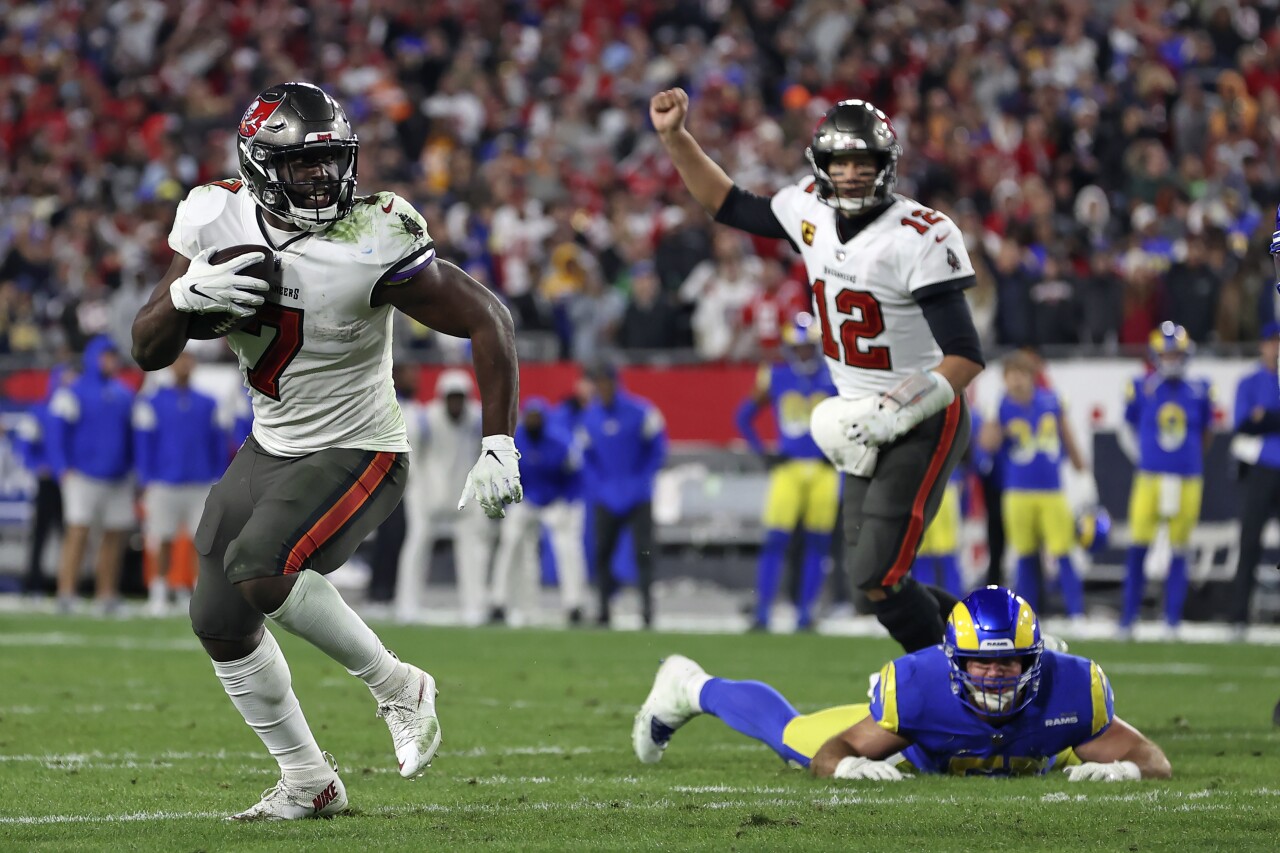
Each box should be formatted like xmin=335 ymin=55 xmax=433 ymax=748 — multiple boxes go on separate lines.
xmin=873 ymin=578 xmax=946 ymax=653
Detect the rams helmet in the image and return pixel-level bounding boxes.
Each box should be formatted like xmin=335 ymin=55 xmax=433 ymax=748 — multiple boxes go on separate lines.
xmin=1148 ymin=321 xmax=1193 ymax=378
xmin=1076 ymin=506 xmax=1112 ymax=554
xmin=944 ymin=586 xmax=1044 ymax=718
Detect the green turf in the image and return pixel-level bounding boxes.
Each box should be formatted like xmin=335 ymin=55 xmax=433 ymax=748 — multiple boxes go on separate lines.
xmin=0 ymin=614 xmax=1277 ymax=851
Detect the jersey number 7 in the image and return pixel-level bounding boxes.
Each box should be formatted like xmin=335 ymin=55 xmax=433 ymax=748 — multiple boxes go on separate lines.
xmin=244 ymin=304 xmax=305 ymax=400
xmin=812 ymin=279 xmax=891 ymax=370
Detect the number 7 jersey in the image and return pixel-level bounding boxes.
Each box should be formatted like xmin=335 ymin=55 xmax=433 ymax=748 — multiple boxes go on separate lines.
xmin=769 ymin=179 xmax=975 ymax=399
xmin=168 ymin=181 xmax=437 ymax=456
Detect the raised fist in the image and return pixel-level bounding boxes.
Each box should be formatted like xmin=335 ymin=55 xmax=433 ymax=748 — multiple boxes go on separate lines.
xmin=649 ymin=88 xmax=689 ymax=137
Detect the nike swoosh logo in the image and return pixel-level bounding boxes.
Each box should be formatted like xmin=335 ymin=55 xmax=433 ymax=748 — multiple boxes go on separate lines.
xmin=382 ymin=200 xmax=394 ymax=214
xmin=188 ymin=282 xmax=215 ymax=300
xmin=934 ymin=231 xmax=950 ymax=243
xmin=484 ymin=449 xmax=501 ymax=464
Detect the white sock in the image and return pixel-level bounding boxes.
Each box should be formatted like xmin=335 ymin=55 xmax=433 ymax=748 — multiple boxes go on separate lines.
xmin=211 ymin=630 xmax=328 ymax=781
xmin=148 ymin=577 xmax=168 ymax=605
xmin=269 ymin=570 xmax=404 ymax=703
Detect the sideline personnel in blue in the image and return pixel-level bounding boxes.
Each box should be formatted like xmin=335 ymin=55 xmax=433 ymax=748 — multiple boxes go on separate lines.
xmin=735 ymin=313 xmax=839 ymax=631
xmin=14 ymin=362 xmax=73 ymax=595
xmin=47 ymin=336 xmax=136 ymax=613
xmin=1229 ymin=322 xmax=1280 ymax=632
xmin=580 ymin=362 xmax=667 ymax=628
xmin=633 ymin=586 xmax=1171 ymax=781
xmin=133 ymin=351 xmax=227 ymax=615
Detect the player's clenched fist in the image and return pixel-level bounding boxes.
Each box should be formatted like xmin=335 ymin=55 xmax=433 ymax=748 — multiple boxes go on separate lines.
xmin=650 ymin=88 xmax=689 ymax=137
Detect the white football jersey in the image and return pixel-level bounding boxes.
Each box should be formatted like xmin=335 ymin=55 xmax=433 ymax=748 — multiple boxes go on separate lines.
xmin=168 ymin=181 xmax=437 ymax=456
xmin=770 ymin=179 xmax=975 ymax=398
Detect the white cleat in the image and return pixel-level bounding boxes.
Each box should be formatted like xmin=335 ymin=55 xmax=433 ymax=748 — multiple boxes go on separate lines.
xmin=229 ymin=754 xmax=346 ymax=821
xmin=632 ymin=654 xmax=708 ymax=764
xmin=378 ymin=664 xmax=441 ymax=778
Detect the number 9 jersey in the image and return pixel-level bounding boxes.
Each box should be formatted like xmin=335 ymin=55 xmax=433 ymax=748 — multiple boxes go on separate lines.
xmin=768 ymin=179 xmax=975 ymax=399
xmin=168 ymin=181 xmax=437 ymax=456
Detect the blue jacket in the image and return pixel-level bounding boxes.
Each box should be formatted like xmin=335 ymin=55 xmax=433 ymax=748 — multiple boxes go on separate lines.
xmin=1233 ymin=366 xmax=1280 ymax=469
xmin=580 ymin=390 xmax=667 ymax=513
xmin=14 ymin=364 xmax=72 ymax=475
xmin=134 ymin=384 xmax=226 ymax=485
xmin=46 ymin=337 xmax=134 ymax=480
xmin=515 ymin=401 xmax=580 ymax=506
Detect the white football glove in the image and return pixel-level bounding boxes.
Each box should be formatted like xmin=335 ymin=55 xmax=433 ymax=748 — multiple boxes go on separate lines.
xmin=832 ymin=755 xmax=906 ymax=781
xmin=845 ymin=371 xmax=955 ymax=448
xmin=170 ymin=247 xmax=270 ymax=318
xmin=1065 ymin=760 xmax=1141 ymax=782
xmin=458 ymin=434 xmax=523 ymax=518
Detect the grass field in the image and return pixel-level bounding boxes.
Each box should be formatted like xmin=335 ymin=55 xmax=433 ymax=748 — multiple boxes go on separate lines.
xmin=1 ymin=613 xmax=1278 ymax=851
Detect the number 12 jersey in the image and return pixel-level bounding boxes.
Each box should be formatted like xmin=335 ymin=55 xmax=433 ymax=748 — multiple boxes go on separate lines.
xmin=769 ymin=178 xmax=975 ymax=399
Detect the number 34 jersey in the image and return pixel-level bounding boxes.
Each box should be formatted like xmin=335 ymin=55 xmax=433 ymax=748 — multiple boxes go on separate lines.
xmin=769 ymin=179 xmax=975 ymax=399
xmin=168 ymin=181 xmax=437 ymax=457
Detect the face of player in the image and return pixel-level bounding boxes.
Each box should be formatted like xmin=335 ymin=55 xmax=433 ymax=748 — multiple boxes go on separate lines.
xmin=171 ymin=352 xmax=195 ymax=386
xmin=827 ymin=152 xmax=881 ymax=204
xmin=1003 ymin=366 xmax=1035 ymax=402
xmin=98 ymin=348 xmax=120 ymax=378
xmin=1156 ymin=350 xmax=1188 ymax=378
xmin=445 ymin=392 xmax=467 ymax=420
xmin=963 ymin=656 xmax=1024 ymax=714
xmin=596 ymin=375 xmax=617 ymax=405
xmin=524 ymin=408 xmax=545 ymax=439
xmin=277 ymin=148 xmax=343 ymax=209
xmin=1262 ymin=336 xmax=1280 ymax=367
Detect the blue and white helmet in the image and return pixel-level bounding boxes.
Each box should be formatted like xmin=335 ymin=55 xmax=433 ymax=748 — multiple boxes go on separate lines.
xmin=944 ymin=586 xmax=1044 ymax=718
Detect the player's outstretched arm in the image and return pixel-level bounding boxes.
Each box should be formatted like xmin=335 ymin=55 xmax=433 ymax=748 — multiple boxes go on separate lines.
xmin=131 ymin=253 xmax=193 ymax=371
xmin=1069 ymin=716 xmax=1172 ymax=780
xmin=650 ymin=88 xmax=733 ymax=216
xmin=810 ymin=716 xmax=912 ymax=780
xmin=378 ymin=259 xmax=518 ymax=438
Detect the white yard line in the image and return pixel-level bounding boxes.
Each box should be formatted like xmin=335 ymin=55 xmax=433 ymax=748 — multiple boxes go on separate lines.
xmin=3 ymin=787 xmax=1276 ymax=825
xmin=0 ymin=633 xmax=200 ymax=652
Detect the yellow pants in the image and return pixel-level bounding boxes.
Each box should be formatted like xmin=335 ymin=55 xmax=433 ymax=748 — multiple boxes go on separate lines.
xmin=763 ymin=459 xmax=840 ymax=532
xmin=918 ymin=484 xmax=959 ymax=556
xmin=1128 ymin=473 xmax=1202 ymax=546
xmin=1003 ymin=490 xmax=1074 ymax=558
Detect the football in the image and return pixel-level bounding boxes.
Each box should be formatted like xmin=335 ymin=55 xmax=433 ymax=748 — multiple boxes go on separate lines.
xmin=185 ymin=244 xmax=281 ymax=340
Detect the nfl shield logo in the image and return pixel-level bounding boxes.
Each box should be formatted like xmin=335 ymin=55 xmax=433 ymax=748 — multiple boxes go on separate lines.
xmin=834 ymin=249 xmax=846 ymax=262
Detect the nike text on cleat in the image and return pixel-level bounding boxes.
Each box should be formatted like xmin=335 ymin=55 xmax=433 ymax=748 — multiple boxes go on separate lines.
xmin=378 ymin=665 xmax=441 ymax=778
xmin=632 ymin=654 xmax=707 ymax=764
xmin=229 ymin=753 xmax=346 ymax=821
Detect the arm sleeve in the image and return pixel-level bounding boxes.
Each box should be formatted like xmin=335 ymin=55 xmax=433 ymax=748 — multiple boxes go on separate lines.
xmin=1234 ymin=378 xmax=1253 ymax=432
xmin=1124 ymin=381 xmax=1141 ymax=430
xmin=45 ymin=388 xmax=78 ymax=476
xmin=374 ymin=193 xmax=437 ymax=286
xmin=915 ymin=288 xmax=985 ymax=366
xmin=714 ymin=185 xmax=792 ymax=241
xmin=869 ymin=661 xmax=901 ymax=733
xmin=1085 ymin=662 xmax=1116 ymax=740
xmin=640 ymin=407 xmax=668 ymax=480
xmin=735 ymin=399 xmax=767 ymax=456
xmin=132 ymin=398 xmax=157 ymax=484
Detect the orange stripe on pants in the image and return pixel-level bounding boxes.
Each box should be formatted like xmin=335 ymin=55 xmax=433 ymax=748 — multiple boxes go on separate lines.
xmin=283 ymin=452 xmax=397 ymax=574
xmin=882 ymin=397 xmax=962 ymax=587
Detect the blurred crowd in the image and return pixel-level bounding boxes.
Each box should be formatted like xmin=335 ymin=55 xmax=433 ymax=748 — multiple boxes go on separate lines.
xmin=5 ymin=0 xmax=1280 ymax=364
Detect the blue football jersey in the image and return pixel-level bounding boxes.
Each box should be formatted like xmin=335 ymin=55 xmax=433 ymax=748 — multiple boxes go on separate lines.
xmin=869 ymin=647 xmax=1114 ymax=776
xmin=759 ymin=361 xmax=837 ymax=461
xmin=998 ymin=389 xmax=1065 ymax=491
xmin=1125 ymin=374 xmax=1212 ymax=476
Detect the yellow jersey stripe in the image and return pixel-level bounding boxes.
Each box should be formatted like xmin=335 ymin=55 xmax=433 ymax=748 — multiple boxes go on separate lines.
xmin=877 ymin=662 xmax=899 ymax=732
xmin=1090 ymin=662 xmax=1109 ymax=735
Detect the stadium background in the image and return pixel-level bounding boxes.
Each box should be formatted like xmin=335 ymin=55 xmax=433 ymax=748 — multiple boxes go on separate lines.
xmin=2 ymin=0 xmax=1280 ymax=626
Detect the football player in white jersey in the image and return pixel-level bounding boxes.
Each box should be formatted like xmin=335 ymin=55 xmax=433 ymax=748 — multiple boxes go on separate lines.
xmin=131 ymin=82 xmax=523 ymax=820
xmin=652 ymin=90 xmax=984 ymax=653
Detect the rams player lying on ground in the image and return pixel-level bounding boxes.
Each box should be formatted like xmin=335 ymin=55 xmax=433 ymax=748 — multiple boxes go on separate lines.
xmin=633 ymin=586 xmax=1171 ymax=781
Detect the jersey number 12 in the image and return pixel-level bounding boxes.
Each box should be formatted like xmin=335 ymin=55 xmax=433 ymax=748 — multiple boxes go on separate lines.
xmin=812 ymin=279 xmax=891 ymax=370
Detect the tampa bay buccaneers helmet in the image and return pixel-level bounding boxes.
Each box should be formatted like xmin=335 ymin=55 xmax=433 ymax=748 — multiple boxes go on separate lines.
xmin=236 ymin=82 xmax=360 ymax=232
xmin=805 ymin=99 xmax=902 ymax=213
